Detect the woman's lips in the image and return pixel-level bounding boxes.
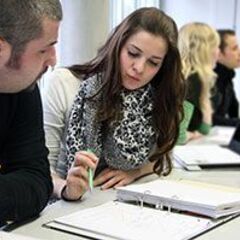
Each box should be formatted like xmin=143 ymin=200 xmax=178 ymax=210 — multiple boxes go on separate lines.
xmin=128 ymin=75 xmax=140 ymax=81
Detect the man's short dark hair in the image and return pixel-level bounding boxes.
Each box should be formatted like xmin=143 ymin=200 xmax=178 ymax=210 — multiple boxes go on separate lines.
xmin=217 ymin=29 xmax=235 ymax=52
xmin=0 ymin=0 xmax=62 ymax=68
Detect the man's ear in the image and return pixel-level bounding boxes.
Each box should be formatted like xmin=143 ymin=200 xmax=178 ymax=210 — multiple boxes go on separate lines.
xmin=0 ymin=37 xmax=11 ymax=67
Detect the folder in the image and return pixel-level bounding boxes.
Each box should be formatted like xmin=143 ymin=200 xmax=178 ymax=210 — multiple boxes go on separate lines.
xmin=116 ymin=179 xmax=240 ymax=219
xmin=44 ymin=201 xmax=238 ymax=240
xmin=44 ymin=179 xmax=240 ymax=240
xmin=174 ymin=124 xmax=240 ymax=170
xmin=173 ymin=145 xmax=240 ymax=170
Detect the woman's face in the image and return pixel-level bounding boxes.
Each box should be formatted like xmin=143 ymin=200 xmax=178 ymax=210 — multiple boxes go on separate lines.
xmin=120 ymin=30 xmax=168 ymax=90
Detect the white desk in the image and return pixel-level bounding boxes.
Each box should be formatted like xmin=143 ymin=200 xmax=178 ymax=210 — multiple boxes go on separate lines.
xmin=9 ymin=126 xmax=240 ymax=239
xmin=12 ymin=168 xmax=240 ymax=240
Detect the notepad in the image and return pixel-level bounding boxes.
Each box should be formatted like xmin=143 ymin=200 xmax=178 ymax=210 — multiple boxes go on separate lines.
xmin=175 ymin=124 xmax=240 ymax=170
xmin=191 ymin=126 xmax=235 ymax=146
xmin=44 ymin=201 xmax=237 ymax=240
xmin=116 ymin=179 xmax=240 ymax=219
xmin=173 ymin=145 xmax=240 ymax=170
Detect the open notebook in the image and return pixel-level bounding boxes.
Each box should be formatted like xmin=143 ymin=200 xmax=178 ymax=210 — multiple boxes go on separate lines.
xmin=44 ymin=179 xmax=240 ymax=240
xmin=44 ymin=201 xmax=237 ymax=240
xmin=174 ymin=124 xmax=240 ymax=170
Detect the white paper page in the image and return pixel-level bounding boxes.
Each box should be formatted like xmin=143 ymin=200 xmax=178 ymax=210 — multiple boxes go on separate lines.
xmin=45 ymin=221 xmax=118 ymax=240
xmin=207 ymin=126 xmax=235 ymax=144
xmin=54 ymin=201 xmax=215 ymax=240
xmin=189 ymin=127 xmax=235 ymax=145
xmin=174 ymin=145 xmax=240 ymax=165
xmin=0 ymin=232 xmax=41 ymax=240
xmin=118 ymin=180 xmax=240 ymax=209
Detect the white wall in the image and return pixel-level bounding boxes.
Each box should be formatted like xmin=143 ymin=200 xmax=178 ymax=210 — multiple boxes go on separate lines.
xmin=161 ymin=0 xmax=236 ymax=29
xmin=58 ymin=0 xmax=109 ymax=66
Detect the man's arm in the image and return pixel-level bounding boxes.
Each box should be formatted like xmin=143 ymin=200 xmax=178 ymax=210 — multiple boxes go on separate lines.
xmin=0 ymin=86 xmax=53 ymax=223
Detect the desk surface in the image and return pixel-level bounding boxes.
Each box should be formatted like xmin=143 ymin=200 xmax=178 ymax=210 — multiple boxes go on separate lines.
xmin=10 ymin=126 xmax=240 ymax=239
xmin=12 ymin=168 xmax=240 ymax=240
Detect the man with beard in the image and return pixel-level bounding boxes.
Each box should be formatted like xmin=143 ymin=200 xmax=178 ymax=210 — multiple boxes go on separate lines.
xmin=0 ymin=0 xmax=62 ymax=226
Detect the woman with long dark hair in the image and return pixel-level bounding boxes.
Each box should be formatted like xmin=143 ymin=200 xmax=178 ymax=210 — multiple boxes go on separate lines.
xmin=43 ymin=7 xmax=185 ymax=201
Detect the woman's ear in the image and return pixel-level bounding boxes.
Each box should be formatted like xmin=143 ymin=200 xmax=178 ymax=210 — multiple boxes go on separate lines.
xmin=0 ymin=37 xmax=11 ymax=67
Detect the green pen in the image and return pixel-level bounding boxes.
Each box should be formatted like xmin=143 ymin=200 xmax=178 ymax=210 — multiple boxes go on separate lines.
xmin=87 ymin=149 xmax=94 ymax=192
xmin=88 ymin=168 xmax=94 ymax=192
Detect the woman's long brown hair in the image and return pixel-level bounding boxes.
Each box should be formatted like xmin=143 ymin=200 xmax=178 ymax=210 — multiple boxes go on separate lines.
xmin=69 ymin=7 xmax=186 ymax=176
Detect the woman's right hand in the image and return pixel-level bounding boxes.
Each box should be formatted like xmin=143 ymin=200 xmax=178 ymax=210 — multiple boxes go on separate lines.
xmin=62 ymin=151 xmax=98 ymax=200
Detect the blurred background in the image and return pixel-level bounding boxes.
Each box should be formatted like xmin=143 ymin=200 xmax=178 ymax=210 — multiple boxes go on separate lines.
xmin=41 ymin=0 xmax=240 ymax=102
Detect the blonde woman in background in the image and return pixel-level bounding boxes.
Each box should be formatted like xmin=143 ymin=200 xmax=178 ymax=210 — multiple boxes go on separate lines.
xmin=178 ymin=22 xmax=220 ymax=143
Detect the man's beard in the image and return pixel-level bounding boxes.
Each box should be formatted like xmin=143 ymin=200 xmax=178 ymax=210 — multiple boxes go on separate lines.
xmin=23 ymin=67 xmax=49 ymax=92
xmin=6 ymin=52 xmax=50 ymax=92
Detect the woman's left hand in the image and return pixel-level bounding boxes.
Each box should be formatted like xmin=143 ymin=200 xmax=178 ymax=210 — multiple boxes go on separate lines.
xmin=94 ymin=168 xmax=140 ymax=190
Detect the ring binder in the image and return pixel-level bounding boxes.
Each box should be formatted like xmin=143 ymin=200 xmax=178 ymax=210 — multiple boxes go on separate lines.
xmin=173 ymin=144 xmax=240 ymax=171
xmin=141 ymin=190 xmax=151 ymax=209
xmin=167 ymin=203 xmax=172 ymax=214
xmin=44 ymin=201 xmax=240 ymax=240
xmin=116 ymin=179 xmax=240 ymax=218
xmin=42 ymin=176 xmax=240 ymax=240
xmin=155 ymin=201 xmax=163 ymax=210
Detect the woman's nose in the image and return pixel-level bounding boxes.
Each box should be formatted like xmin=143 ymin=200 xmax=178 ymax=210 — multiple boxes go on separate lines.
xmin=133 ymin=59 xmax=145 ymax=74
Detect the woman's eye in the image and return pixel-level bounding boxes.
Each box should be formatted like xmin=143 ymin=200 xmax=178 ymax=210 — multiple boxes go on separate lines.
xmin=128 ymin=51 xmax=139 ymax=57
xmin=148 ymin=60 xmax=159 ymax=67
xmin=40 ymin=49 xmax=47 ymax=54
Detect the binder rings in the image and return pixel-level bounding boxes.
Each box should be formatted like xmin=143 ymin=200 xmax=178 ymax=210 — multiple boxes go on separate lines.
xmin=116 ymin=179 xmax=240 ymax=219
xmin=44 ymin=201 xmax=237 ymax=240
xmin=44 ymin=179 xmax=240 ymax=240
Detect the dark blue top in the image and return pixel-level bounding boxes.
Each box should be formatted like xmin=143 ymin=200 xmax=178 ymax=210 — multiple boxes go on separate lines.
xmin=0 ymin=85 xmax=52 ymax=225
xmin=212 ymin=63 xmax=240 ymax=126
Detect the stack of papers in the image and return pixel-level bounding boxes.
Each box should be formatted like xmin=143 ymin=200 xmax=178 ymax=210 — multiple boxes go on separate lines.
xmin=189 ymin=126 xmax=235 ymax=145
xmin=116 ymin=179 xmax=240 ymax=219
xmin=45 ymin=179 xmax=240 ymax=240
xmin=45 ymin=201 xmax=236 ymax=240
xmin=173 ymin=145 xmax=240 ymax=170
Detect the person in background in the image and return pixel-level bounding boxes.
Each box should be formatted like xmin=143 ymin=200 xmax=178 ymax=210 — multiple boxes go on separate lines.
xmin=178 ymin=22 xmax=220 ymax=144
xmin=0 ymin=0 xmax=62 ymax=225
xmin=212 ymin=29 xmax=240 ymax=126
xmin=43 ymin=7 xmax=185 ymax=201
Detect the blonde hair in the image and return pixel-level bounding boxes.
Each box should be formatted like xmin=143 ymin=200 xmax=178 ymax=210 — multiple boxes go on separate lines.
xmin=178 ymin=22 xmax=220 ymax=118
